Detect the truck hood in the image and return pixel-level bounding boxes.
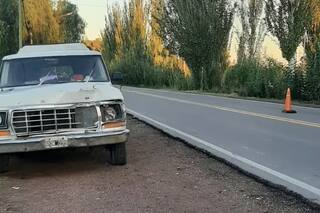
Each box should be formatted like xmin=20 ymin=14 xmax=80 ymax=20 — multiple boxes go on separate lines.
xmin=0 ymin=82 xmax=124 ymax=109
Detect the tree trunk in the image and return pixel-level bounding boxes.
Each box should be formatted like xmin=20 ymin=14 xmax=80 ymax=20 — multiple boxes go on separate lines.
xmin=287 ymin=54 xmax=297 ymax=88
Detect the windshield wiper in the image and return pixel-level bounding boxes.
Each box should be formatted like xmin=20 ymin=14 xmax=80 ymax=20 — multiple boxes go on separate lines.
xmin=38 ymin=69 xmax=58 ymax=86
xmin=85 ymin=62 xmax=97 ymax=83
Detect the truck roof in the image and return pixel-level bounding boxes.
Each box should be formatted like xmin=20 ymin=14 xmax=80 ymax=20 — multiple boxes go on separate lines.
xmin=2 ymin=43 xmax=101 ymax=60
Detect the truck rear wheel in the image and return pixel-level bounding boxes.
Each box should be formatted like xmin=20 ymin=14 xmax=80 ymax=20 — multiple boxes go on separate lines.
xmin=107 ymin=143 xmax=127 ymax=165
xmin=0 ymin=154 xmax=10 ymax=173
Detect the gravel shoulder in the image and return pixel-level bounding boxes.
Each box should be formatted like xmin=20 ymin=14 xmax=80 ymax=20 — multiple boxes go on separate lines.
xmin=0 ymin=116 xmax=319 ymax=213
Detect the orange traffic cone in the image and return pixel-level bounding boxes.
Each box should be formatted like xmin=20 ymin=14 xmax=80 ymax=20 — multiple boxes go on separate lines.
xmin=282 ymin=88 xmax=297 ymax=113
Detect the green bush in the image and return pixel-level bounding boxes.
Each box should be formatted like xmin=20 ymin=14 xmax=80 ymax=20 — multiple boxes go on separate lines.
xmin=223 ymin=59 xmax=286 ymax=99
xmin=109 ymin=53 xmax=194 ymax=90
xmin=304 ymin=42 xmax=320 ymax=102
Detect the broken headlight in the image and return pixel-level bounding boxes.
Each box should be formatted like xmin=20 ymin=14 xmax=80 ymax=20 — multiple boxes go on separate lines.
xmin=100 ymin=103 xmax=126 ymax=123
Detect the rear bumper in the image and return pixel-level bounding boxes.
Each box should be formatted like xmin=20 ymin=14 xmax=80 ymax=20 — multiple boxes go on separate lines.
xmin=0 ymin=129 xmax=129 ymax=154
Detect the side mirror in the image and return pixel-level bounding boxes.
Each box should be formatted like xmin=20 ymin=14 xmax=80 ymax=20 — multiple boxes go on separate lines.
xmin=111 ymin=72 xmax=123 ymax=85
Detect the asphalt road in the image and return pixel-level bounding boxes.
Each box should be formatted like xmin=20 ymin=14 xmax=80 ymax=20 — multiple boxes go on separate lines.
xmin=121 ymin=86 xmax=320 ymax=204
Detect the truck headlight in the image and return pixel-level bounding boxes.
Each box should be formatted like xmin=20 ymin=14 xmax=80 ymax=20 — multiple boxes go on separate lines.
xmin=100 ymin=104 xmax=126 ymax=129
xmin=100 ymin=103 xmax=126 ymax=127
xmin=104 ymin=107 xmax=117 ymax=121
xmin=0 ymin=112 xmax=8 ymax=129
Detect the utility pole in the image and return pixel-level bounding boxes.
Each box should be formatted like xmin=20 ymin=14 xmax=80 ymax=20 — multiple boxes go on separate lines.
xmin=18 ymin=0 xmax=23 ymax=48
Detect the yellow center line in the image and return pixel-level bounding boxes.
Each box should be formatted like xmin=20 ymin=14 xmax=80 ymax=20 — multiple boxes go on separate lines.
xmin=125 ymin=90 xmax=320 ymax=128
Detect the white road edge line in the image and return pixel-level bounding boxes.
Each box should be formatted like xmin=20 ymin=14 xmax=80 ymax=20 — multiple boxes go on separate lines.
xmin=125 ymin=90 xmax=320 ymax=128
xmin=128 ymin=108 xmax=320 ymax=204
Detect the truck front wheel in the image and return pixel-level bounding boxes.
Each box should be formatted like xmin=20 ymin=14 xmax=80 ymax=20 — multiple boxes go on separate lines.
xmin=106 ymin=143 xmax=127 ymax=165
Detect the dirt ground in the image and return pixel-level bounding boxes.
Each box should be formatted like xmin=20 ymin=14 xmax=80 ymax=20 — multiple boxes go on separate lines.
xmin=0 ymin=116 xmax=319 ymax=213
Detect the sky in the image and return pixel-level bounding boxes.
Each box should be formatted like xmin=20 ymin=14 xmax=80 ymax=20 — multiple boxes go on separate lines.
xmin=69 ymin=0 xmax=124 ymax=39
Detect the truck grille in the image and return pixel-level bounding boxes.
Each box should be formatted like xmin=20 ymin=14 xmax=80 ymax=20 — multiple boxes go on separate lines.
xmin=12 ymin=108 xmax=83 ymax=137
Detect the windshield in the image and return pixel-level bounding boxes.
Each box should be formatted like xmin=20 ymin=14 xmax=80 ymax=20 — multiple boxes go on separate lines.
xmin=0 ymin=56 xmax=109 ymax=88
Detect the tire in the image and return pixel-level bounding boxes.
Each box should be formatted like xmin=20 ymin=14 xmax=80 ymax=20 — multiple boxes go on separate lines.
xmin=107 ymin=143 xmax=127 ymax=165
xmin=0 ymin=154 xmax=10 ymax=173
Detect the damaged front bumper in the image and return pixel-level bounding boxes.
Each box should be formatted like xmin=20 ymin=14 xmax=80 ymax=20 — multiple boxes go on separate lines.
xmin=0 ymin=129 xmax=129 ymax=154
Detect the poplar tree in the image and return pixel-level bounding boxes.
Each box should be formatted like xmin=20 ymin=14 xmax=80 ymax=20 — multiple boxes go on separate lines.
xmin=127 ymin=0 xmax=148 ymax=59
xmin=55 ymin=0 xmax=86 ymax=43
xmin=304 ymin=0 xmax=320 ymax=101
xmin=101 ymin=6 xmax=124 ymax=64
xmin=265 ymin=0 xmax=310 ymax=86
xmin=149 ymin=0 xmax=165 ymax=65
xmin=238 ymin=0 xmax=266 ymax=62
xmin=160 ymin=0 xmax=235 ymax=89
xmin=305 ymin=0 xmax=320 ymax=65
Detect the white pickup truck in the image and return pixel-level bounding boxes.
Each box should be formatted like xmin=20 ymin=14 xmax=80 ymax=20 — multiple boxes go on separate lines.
xmin=0 ymin=43 xmax=129 ymax=172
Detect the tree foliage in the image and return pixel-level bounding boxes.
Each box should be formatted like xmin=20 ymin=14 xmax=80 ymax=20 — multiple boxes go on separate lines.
xmin=0 ymin=0 xmax=85 ymax=58
xmin=23 ymin=0 xmax=60 ymax=44
xmin=0 ymin=0 xmax=19 ymax=58
xmin=305 ymin=42 xmax=320 ymax=102
xmin=83 ymin=38 xmax=102 ymax=52
xmin=55 ymin=0 xmax=86 ymax=43
xmin=102 ymin=6 xmax=124 ymax=64
xmin=237 ymin=0 xmax=266 ymax=62
xmin=304 ymin=0 xmax=320 ymax=101
xmin=305 ymin=0 xmax=320 ymax=65
xmin=265 ymin=0 xmax=310 ymax=90
xmin=160 ymin=0 xmax=235 ymax=89
xmin=101 ymin=0 xmax=191 ymax=88
xmin=102 ymin=0 xmax=150 ymax=65
xmin=148 ymin=0 xmax=191 ymax=76
xmin=149 ymin=0 xmax=165 ymax=66
xmin=265 ymin=0 xmax=310 ymax=63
